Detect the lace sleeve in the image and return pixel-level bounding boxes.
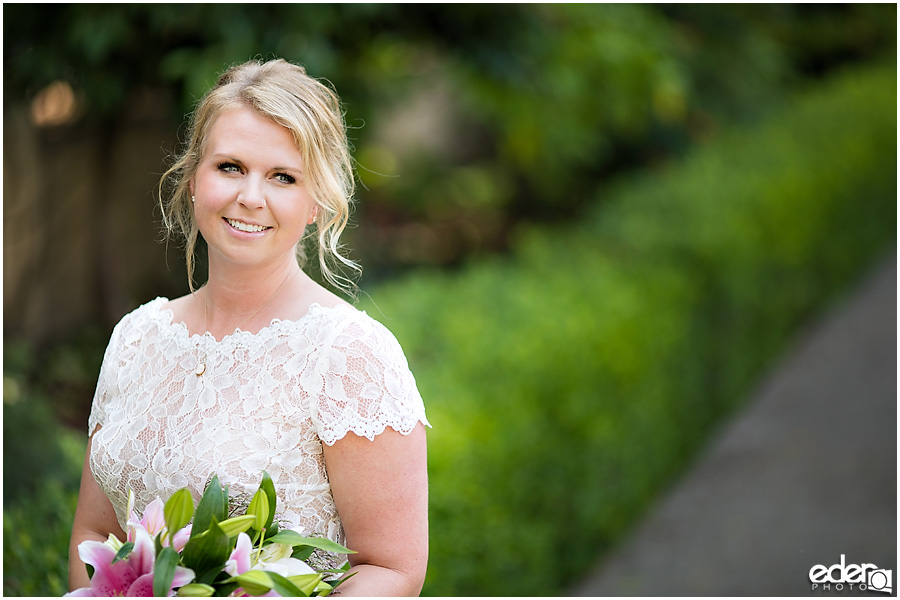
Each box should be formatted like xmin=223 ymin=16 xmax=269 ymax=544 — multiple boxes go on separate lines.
xmin=87 ymin=318 xmax=125 ymax=436
xmin=309 ymin=311 xmax=430 ymax=446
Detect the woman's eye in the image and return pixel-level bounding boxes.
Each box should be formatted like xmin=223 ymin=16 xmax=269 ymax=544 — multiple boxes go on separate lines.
xmin=217 ymin=162 xmax=241 ymax=173
xmin=275 ymin=173 xmax=296 ymax=184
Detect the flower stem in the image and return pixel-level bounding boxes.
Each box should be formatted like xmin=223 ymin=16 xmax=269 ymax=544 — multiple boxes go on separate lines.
xmin=254 ymin=528 xmax=266 ymax=564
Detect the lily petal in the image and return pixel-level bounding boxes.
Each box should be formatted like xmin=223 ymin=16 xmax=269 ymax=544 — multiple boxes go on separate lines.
xmin=255 ymin=557 xmax=316 ymax=578
xmin=226 ymin=532 xmax=253 ymax=576
xmin=88 ymin=558 xmax=138 ymax=597
xmin=63 ymin=588 xmax=96 ymax=597
xmin=77 ymin=540 xmax=117 ymax=571
xmin=127 ymin=489 xmax=138 ymax=523
xmin=169 ymin=524 xmax=192 ymax=552
xmin=126 ymin=520 xmax=150 ymax=544
xmin=126 ymin=573 xmax=155 ymax=597
xmin=172 ymin=565 xmax=197 ymax=588
xmin=130 ymin=526 xmax=157 ymax=577
xmin=141 ymin=497 xmax=167 ymax=536
xmin=103 ymin=533 xmax=124 ymax=552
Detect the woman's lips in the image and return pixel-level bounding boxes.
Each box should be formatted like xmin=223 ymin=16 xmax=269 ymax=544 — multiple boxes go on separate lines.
xmin=225 ymin=218 xmax=271 ymax=233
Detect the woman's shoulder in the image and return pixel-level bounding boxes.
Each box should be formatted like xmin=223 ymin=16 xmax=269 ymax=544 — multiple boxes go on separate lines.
xmin=95 ymin=298 xmax=170 ymax=370
xmin=110 ymin=297 xmax=170 ymax=337
xmin=315 ymin=303 xmax=413 ymax=366
xmin=306 ymin=294 xmax=393 ymax=337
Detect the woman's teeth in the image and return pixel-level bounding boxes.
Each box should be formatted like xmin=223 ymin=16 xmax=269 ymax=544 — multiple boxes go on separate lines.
xmin=226 ymin=219 xmax=268 ymax=233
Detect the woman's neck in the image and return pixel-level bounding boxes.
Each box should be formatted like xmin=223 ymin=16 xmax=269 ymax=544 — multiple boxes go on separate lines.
xmin=200 ymin=257 xmax=305 ymax=337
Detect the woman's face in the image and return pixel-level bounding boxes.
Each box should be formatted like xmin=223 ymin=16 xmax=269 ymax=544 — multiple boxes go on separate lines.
xmin=191 ymin=105 xmax=315 ymax=273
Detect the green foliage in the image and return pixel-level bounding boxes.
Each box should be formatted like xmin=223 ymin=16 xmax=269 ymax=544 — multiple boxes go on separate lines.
xmin=590 ymin=60 xmax=897 ymax=403
xmin=4 ymin=5 xmax=895 ymax=275
xmin=191 ymin=475 xmax=227 ymax=538
xmin=3 ymin=332 xmax=100 ymax=595
xmin=166 ymin=473 xmax=350 ymax=596
xmin=359 ymin=62 xmax=896 ymax=596
xmin=3 ymin=339 xmax=95 ymax=502
xmin=3 ymin=433 xmax=84 ymax=597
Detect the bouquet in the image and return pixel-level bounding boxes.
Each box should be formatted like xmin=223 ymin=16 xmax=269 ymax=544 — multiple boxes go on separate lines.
xmin=67 ymin=473 xmax=354 ymax=597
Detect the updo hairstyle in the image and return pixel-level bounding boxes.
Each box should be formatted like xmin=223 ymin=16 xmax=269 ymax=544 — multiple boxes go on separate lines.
xmin=159 ymin=58 xmax=359 ymax=295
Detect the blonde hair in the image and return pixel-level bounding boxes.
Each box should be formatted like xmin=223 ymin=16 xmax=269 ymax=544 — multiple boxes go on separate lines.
xmin=159 ymin=58 xmax=359 ymax=295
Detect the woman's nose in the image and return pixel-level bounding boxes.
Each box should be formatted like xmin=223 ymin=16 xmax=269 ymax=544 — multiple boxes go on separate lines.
xmin=237 ymin=175 xmax=266 ymax=209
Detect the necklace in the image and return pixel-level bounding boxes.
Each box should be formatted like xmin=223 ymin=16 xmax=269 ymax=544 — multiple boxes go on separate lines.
xmin=194 ymin=270 xmax=298 ymax=377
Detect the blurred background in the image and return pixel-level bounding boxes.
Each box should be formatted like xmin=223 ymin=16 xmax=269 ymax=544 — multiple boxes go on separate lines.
xmin=3 ymin=4 xmax=896 ymax=596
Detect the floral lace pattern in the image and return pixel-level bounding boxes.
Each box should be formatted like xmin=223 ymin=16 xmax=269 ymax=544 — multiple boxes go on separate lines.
xmin=88 ymin=298 xmax=429 ymax=569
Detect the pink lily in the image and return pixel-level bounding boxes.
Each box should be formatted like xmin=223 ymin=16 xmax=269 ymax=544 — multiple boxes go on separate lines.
xmin=226 ymin=532 xmax=316 ymax=578
xmin=127 ymin=492 xmax=191 ymax=552
xmin=225 ymin=532 xmax=254 ymax=577
xmin=225 ymin=533 xmax=271 ymax=597
xmin=65 ymin=525 xmax=194 ymax=597
xmin=225 ymin=532 xmax=317 ymax=597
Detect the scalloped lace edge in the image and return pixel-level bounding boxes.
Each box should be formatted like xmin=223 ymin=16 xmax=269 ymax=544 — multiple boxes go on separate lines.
xmin=318 ymin=415 xmax=432 ymax=446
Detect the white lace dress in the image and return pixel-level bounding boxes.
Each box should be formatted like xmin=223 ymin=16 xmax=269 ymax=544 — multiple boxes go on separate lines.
xmin=88 ymin=297 xmax=429 ymax=568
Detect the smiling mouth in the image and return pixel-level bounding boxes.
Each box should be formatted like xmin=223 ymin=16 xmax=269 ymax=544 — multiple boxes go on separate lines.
xmin=225 ymin=218 xmax=271 ymax=233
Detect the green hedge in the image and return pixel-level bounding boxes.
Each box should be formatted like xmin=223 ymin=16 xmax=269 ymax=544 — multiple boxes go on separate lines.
xmin=3 ymin=429 xmax=84 ymax=596
xmin=359 ymin=61 xmax=897 ymax=596
xmin=3 ymin=333 xmax=100 ymax=596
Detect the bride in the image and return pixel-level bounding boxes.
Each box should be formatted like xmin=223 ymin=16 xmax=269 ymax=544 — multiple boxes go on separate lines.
xmin=67 ymin=59 xmax=430 ymax=596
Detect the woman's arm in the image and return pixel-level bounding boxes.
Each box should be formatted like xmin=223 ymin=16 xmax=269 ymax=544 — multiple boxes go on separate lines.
xmin=323 ymin=423 xmax=429 ymax=596
xmin=68 ymin=434 xmax=127 ymax=591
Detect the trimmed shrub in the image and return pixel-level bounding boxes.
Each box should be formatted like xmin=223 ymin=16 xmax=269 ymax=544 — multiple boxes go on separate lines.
xmin=359 ymin=61 xmax=896 ymax=596
xmin=3 ymin=333 xmax=98 ymax=596
xmin=3 ymin=432 xmax=84 ymax=597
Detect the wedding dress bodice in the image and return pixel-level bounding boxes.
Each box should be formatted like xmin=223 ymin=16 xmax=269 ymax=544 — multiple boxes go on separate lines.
xmin=88 ymin=297 xmax=429 ymax=568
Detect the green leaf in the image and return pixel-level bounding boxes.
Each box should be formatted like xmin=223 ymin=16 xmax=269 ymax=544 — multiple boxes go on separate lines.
xmin=212 ymin=582 xmax=240 ymax=597
xmin=266 ymin=531 xmax=355 ymax=555
xmin=247 ymin=489 xmax=269 ymax=532
xmin=291 ymin=546 xmax=315 ymax=561
xmin=211 ymin=582 xmax=239 ymax=597
xmin=217 ymin=515 xmax=257 ymax=538
xmin=225 ymin=570 xmax=273 ymax=596
xmin=153 ymin=547 xmax=180 ymax=597
xmin=319 ymin=567 xmax=351 ymax=575
xmin=112 ymin=541 xmax=134 ymax=563
xmin=194 ymin=546 xmax=239 ymax=585
xmin=193 ymin=475 xmax=227 ymax=538
xmin=259 ymin=471 xmax=277 ymax=532
xmin=313 ymin=579 xmax=333 ymax=596
xmin=176 ymin=583 xmax=216 ymax=597
xmin=164 ymin=488 xmax=195 ymax=544
xmin=285 ymin=573 xmax=324 ymax=596
xmin=181 ymin=518 xmax=230 ymax=577
xmin=263 ymin=522 xmax=280 ymax=541
xmin=268 ymin=571 xmax=311 ymax=596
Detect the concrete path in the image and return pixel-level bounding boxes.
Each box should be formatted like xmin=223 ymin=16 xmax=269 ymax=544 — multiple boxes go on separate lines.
xmin=574 ymin=253 xmax=897 ymax=597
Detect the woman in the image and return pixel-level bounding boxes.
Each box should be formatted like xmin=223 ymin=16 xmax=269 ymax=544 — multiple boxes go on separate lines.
xmin=68 ymin=59 xmax=430 ymax=596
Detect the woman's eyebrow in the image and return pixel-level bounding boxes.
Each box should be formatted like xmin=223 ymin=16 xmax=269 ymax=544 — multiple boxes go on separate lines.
xmin=210 ymin=153 xmax=244 ymax=164
xmin=272 ymin=165 xmax=303 ymax=174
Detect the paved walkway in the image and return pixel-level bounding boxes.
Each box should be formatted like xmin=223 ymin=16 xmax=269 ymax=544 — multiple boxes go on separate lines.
xmin=574 ymin=253 xmax=897 ymax=597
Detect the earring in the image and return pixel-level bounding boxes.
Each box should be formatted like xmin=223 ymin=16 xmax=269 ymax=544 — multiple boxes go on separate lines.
xmin=191 ymin=195 xmax=196 ymax=203
xmin=309 ymin=206 xmax=318 ymax=224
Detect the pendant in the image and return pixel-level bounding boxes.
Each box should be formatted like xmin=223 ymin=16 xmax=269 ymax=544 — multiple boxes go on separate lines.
xmin=195 ymin=361 xmax=206 ymax=376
